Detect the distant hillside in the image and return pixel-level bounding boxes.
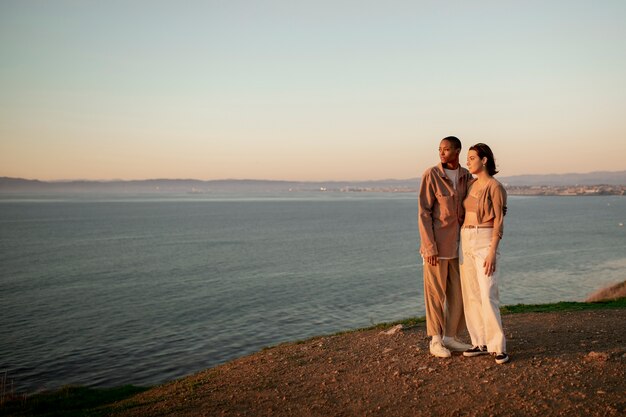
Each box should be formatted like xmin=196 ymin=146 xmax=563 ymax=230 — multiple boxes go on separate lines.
xmin=1 ymin=170 xmax=625 ymax=194
xmin=0 ymin=177 xmax=419 ymax=194
xmin=499 ymin=171 xmax=626 ymax=186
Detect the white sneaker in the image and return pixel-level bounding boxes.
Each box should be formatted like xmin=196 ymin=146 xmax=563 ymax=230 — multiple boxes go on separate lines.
xmin=443 ymin=337 xmax=472 ymax=352
xmin=429 ymin=339 xmax=451 ymax=358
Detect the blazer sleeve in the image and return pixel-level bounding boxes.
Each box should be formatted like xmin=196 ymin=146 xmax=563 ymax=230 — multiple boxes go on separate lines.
xmin=418 ymin=170 xmax=438 ymax=256
xmin=491 ymin=182 xmax=507 ymax=240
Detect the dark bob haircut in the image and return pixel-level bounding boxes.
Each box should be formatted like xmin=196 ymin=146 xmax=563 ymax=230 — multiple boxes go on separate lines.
xmin=469 ymin=143 xmax=499 ymax=176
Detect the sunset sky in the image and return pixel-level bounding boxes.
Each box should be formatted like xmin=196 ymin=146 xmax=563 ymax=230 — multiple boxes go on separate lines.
xmin=1 ymin=1 xmax=625 ymax=181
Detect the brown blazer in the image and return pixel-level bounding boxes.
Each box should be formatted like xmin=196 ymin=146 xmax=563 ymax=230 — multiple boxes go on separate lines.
xmin=418 ymin=164 xmax=472 ymax=258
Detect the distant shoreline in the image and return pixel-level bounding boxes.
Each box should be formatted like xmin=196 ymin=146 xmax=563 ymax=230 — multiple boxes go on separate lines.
xmin=322 ymin=185 xmax=626 ymax=196
xmin=2 ymin=173 xmax=625 ymax=196
xmin=0 ymin=186 xmax=624 ymax=197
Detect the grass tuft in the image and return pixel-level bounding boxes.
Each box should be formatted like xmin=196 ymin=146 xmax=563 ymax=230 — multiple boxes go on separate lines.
xmin=500 ymin=298 xmax=626 ymax=314
xmin=0 ymin=385 xmax=149 ymax=417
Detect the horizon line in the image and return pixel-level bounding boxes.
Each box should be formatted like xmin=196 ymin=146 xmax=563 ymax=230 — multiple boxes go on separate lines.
xmin=2 ymin=169 xmax=626 ymax=184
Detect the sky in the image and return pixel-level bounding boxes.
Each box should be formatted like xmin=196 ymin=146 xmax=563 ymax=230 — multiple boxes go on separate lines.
xmin=1 ymin=1 xmax=625 ymax=181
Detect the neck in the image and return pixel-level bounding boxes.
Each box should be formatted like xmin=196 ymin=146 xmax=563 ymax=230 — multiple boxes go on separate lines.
xmin=475 ymin=170 xmax=491 ymax=183
xmin=443 ymin=161 xmax=459 ymax=170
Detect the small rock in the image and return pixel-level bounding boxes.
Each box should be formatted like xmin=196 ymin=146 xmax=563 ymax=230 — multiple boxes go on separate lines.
xmin=380 ymin=324 xmax=403 ymax=335
xmin=382 ymin=348 xmax=393 ymax=354
xmin=597 ymin=390 xmax=606 ymax=394
xmin=585 ymin=351 xmax=609 ymax=362
xmin=418 ymin=366 xmax=427 ymax=371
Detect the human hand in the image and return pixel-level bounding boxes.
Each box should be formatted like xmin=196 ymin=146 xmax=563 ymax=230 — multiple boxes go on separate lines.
xmin=425 ymin=255 xmax=439 ymax=266
xmin=483 ymin=251 xmax=496 ymax=276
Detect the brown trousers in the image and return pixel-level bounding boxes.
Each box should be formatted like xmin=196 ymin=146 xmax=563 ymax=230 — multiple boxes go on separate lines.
xmin=423 ymin=258 xmax=466 ymax=337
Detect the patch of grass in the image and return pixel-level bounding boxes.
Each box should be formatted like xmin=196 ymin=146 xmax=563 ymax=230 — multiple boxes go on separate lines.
xmin=350 ymin=299 xmax=626 ymax=334
xmin=500 ymin=297 xmax=626 ymax=314
xmin=0 ymin=385 xmax=149 ymax=417
xmin=279 ymin=298 xmax=626 ymax=344
xmin=353 ymin=316 xmax=426 ymax=333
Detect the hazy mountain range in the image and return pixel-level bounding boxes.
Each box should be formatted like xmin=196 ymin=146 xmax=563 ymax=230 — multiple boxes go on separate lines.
xmin=1 ymin=171 xmax=625 ymax=194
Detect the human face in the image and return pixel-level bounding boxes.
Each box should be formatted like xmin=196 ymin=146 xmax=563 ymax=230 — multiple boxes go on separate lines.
xmin=466 ymin=150 xmax=486 ymax=175
xmin=439 ymin=140 xmax=460 ymax=167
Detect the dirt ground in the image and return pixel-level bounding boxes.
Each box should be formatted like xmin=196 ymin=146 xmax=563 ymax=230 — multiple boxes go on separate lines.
xmin=110 ymin=308 xmax=626 ymax=417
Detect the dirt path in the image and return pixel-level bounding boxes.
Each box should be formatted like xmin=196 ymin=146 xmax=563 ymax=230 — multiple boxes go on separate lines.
xmin=110 ymin=308 xmax=626 ymax=416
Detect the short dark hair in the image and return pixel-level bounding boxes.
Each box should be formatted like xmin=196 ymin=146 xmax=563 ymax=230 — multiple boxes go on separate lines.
xmin=469 ymin=143 xmax=499 ymax=176
xmin=441 ymin=136 xmax=462 ymax=150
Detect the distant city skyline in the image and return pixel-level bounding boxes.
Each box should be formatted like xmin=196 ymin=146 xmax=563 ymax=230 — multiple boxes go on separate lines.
xmin=1 ymin=1 xmax=625 ymax=181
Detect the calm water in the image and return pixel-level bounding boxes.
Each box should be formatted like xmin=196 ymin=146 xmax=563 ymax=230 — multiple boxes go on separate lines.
xmin=1 ymin=193 xmax=625 ymax=392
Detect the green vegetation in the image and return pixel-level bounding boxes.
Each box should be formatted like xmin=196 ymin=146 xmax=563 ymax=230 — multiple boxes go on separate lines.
xmin=373 ymin=298 xmax=626 ymax=331
xmin=0 ymin=385 xmax=148 ymax=417
xmin=2 ymin=298 xmax=625 ymax=416
xmin=500 ymin=298 xmax=626 ymax=314
xmin=333 ymin=316 xmax=427 ymax=336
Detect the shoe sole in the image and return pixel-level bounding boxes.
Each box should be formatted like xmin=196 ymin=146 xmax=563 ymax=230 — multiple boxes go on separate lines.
xmin=446 ymin=345 xmax=473 ymax=352
xmin=430 ymin=349 xmax=452 ymax=358
xmin=495 ymin=356 xmax=510 ymax=364
xmin=463 ymin=351 xmax=489 ymax=357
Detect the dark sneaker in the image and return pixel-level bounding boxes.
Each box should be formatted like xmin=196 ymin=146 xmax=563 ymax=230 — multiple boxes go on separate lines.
xmin=463 ymin=345 xmax=488 ymax=357
xmin=495 ymin=353 xmax=510 ymax=364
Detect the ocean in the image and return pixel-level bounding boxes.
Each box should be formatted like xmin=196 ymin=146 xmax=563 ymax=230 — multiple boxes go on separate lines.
xmin=1 ymin=193 xmax=624 ymax=393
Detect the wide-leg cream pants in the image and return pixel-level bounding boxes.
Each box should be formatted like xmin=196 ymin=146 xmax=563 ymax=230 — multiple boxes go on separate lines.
xmin=460 ymin=228 xmax=506 ymax=353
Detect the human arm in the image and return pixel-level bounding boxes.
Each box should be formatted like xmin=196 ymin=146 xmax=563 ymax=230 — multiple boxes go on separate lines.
xmin=418 ymin=170 xmax=439 ymax=265
xmin=484 ymin=182 xmax=507 ymax=276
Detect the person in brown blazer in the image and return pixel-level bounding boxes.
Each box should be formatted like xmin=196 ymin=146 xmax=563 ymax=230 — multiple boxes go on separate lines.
xmin=418 ymin=136 xmax=473 ymax=358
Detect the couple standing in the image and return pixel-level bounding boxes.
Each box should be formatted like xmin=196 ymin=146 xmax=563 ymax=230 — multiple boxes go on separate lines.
xmin=418 ymin=136 xmax=509 ymax=364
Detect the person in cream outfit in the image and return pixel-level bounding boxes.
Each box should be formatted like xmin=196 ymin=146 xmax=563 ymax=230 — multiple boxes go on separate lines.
xmin=459 ymin=143 xmax=509 ymax=364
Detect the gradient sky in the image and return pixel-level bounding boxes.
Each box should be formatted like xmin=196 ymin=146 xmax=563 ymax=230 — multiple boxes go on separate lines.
xmin=1 ymin=1 xmax=625 ymax=181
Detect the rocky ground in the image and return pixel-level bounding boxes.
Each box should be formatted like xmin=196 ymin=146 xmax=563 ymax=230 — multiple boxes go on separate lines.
xmin=107 ymin=308 xmax=625 ymax=416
